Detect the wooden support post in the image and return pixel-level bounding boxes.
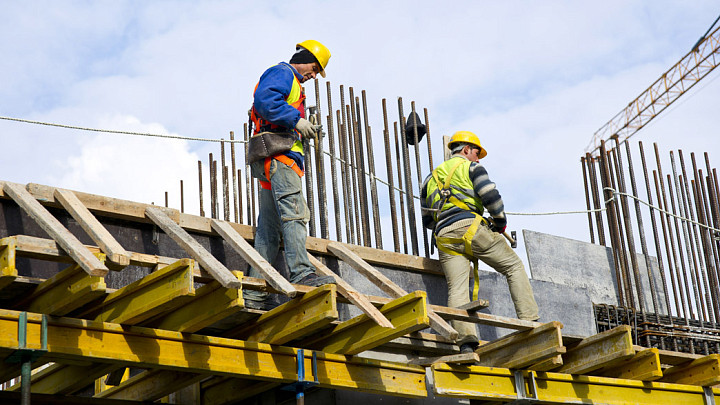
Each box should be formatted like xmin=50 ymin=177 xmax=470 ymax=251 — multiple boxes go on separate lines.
xmin=327 ymin=241 xmax=458 ymax=340
xmin=2 ymin=182 xmax=108 ymax=277
xmin=210 ymin=219 xmax=296 ymax=297
xmin=145 ymin=207 xmax=241 ymax=289
xmin=661 ymin=354 xmax=720 ymax=386
xmin=19 ymin=261 xmax=106 ymax=316
xmin=0 ymin=237 xmax=17 ymax=291
xmin=90 ymin=258 xmax=196 ymax=324
xmin=54 ymin=188 xmax=131 ymax=267
xmin=152 ymin=271 xmax=244 ymax=333
xmin=473 ymin=321 xmax=566 ymax=369
xmin=227 ymin=284 xmax=338 ymax=345
xmin=308 ymin=253 xmax=394 ymax=328
xmin=302 ymin=291 xmax=430 ymax=355
xmin=557 ymin=325 xmax=635 ymax=375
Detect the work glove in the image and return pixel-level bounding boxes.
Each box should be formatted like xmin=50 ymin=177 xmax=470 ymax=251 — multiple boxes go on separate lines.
xmin=489 ymin=217 xmax=507 ymax=234
xmin=295 ymin=118 xmax=318 ymax=141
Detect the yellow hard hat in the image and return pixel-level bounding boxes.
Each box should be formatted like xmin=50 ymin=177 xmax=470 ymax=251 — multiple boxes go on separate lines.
xmin=448 ymin=131 xmax=487 ymax=159
xmin=297 ymin=40 xmax=331 ymax=78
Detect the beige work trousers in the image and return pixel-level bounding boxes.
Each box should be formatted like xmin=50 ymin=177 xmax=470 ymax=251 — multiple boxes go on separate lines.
xmin=437 ymin=220 xmax=539 ymax=344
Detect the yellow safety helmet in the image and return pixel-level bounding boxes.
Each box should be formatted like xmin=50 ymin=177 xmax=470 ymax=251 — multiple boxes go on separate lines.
xmin=297 ymin=40 xmax=331 ymax=78
xmin=448 ymin=131 xmax=487 ymax=159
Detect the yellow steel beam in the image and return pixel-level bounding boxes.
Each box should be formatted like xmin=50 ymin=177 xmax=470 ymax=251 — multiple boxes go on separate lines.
xmin=474 ymin=321 xmax=565 ymax=369
xmin=18 ymin=260 xmax=106 ymax=316
xmin=228 ymin=284 xmax=338 ymax=345
xmin=0 ymin=309 xmax=427 ymax=398
xmin=432 ymin=363 xmax=720 ymax=404
xmin=302 ymin=291 xmax=429 ymax=355
xmin=151 ymin=270 xmax=244 ymax=333
xmin=89 ymin=258 xmax=196 ymax=324
xmin=557 ymin=325 xmax=634 ymax=374
xmin=661 ymin=354 xmax=720 ymax=386
xmin=0 ymin=237 xmax=17 ymax=291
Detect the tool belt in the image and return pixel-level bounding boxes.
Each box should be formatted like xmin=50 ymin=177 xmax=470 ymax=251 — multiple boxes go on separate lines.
xmin=258 ymin=155 xmax=304 ymax=190
xmin=435 ymin=214 xmax=488 ymax=302
xmin=247 ymin=131 xmax=297 ymax=164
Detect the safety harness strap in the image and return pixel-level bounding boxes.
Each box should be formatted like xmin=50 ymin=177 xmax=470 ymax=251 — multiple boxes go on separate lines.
xmin=259 ymin=155 xmax=305 ymax=190
xmin=435 ymin=215 xmax=487 ymax=301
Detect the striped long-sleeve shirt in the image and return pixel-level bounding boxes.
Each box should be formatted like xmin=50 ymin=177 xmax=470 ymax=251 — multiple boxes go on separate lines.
xmin=420 ymin=155 xmax=507 ymax=234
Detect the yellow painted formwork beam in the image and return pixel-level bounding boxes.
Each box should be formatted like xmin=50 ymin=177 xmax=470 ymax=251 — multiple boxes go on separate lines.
xmin=661 ymin=354 xmax=720 ymax=386
xmin=151 ymin=270 xmax=244 ymax=333
xmin=432 ymin=363 xmax=720 ymax=405
xmin=557 ymin=325 xmax=635 ymax=375
xmin=89 ymin=258 xmax=196 ymax=324
xmin=597 ymin=347 xmax=663 ymax=381
xmin=229 ymin=284 xmax=338 ymax=345
xmin=6 ymin=362 xmax=119 ymax=395
xmin=0 ymin=237 xmax=17 ymax=291
xmin=95 ymin=369 xmax=207 ymax=401
xmin=474 ymin=321 xmax=566 ymax=369
xmin=302 ymin=291 xmax=430 ymax=355
xmin=0 ymin=309 xmax=428 ymax=398
xmin=19 ymin=259 xmax=106 ymax=316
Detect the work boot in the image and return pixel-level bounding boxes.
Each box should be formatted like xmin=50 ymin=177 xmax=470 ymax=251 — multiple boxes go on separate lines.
xmin=459 ymin=341 xmax=479 ymax=354
xmin=295 ymin=272 xmax=336 ymax=287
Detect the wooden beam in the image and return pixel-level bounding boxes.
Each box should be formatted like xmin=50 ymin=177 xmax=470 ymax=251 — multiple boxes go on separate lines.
xmin=557 ymin=325 xmax=635 ymax=375
xmin=151 ymin=271 xmax=244 ymax=333
xmin=457 ymin=299 xmax=490 ymax=311
xmin=0 ymin=309 xmax=429 ymax=398
xmin=0 ymin=237 xmax=17 ymax=291
xmin=473 ymin=321 xmax=566 ymax=369
xmin=598 ymin=348 xmax=663 ymax=381
xmin=308 ymin=253 xmax=394 ymax=328
xmin=327 ymin=241 xmax=458 ymax=341
xmin=54 ymin=188 xmax=131 ymax=267
xmin=2 ymin=182 xmax=108 ymax=277
xmin=302 ymin=291 xmax=430 ymax=355
xmin=19 ymin=261 xmax=106 ymax=316
xmin=201 ymin=378 xmax=279 ymax=405
xmin=210 ymin=219 xmax=296 ymax=297
xmin=91 ymin=258 xmax=196 ymax=324
xmin=228 ymin=284 xmax=338 ymax=345
xmin=95 ymin=369 xmax=206 ymax=402
xmin=661 ymin=354 xmax=720 ymax=386
xmin=145 ymin=207 xmax=240 ymax=289
xmin=6 ymin=363 xmax=119 ymax=395
xmin=382 ymin=332 xmax=459 ymax=355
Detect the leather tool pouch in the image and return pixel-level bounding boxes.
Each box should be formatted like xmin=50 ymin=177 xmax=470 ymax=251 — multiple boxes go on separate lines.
xmin=246 ymin=131 xmax=296 ymax=164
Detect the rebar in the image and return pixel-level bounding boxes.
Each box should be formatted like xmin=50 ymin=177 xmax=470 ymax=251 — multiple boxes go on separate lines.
xmin=362 ymin=90 xmax=382 ymax=250
xmin=382 ymin=99 xmax=400 ymax=252
xmin=180 ymin=180 xmax=184 ymax=213
xmin=314 ymin=79 xmax=328 ymax=239
xmin=587 ymin=154 xmax=606 ymax=245
xmin=350 ymin=89 xmax=371 ymax=246
xmin=303 ymin=133 xmax=316 ymax=237
xmin=394 ymin=121 xmax=409 ymax=254
xmin=398 ymin=97 xmax=419 ymax=256
xmin=411 ymin=101 xmax=430 ymax=257
xmin=221 ymin=139 xmax=229 ymax=221
xmin=338 ymin=109 xmax=353 ymax=244
xmin=230 ymin=131 xmax=238 ymax=223
xmin=326 ymin=82 xmax=342 ymax=242
xmin=198 ymin=160 xmax=205 ymax=217
xmin=345 ymin=104 xmax=361 ymax=245
xmin=237 ymin=168 xmax=243 ymax=224
xmin=581 ymin=157 xmax=596 ymax=244
xmin=599 ymin=141 xmax=627 ymax=307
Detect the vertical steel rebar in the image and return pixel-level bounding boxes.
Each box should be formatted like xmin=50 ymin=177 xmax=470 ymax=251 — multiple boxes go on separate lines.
xmin=394 ymin=121 xmax=409 ymax=254
xmin=581 ymin=157 xmax=596 ymax=244
xmin=237 ymin=169 xmax=243 ymax=224
xmin=667 ymin=171 xmax=695 ymax=320
xmin=326 ymin=82 xmax=342 ymax=242
xmin=692 ymin=173 xmax=720 ymax=324
xmin=230 ymin=131 xmax=238 ymax=223
xmin=198 ymin=160 xmax=205 ymax=217
xmin=338 ymin=109 xmax=354 ymax=244
xmin=314 ymin=79 xmax=328 ymax=239
xmin=351 ymin=90 xmax=371 ymax=246
xmin=398 ymin=97 xmax=419 ymax=256
xmin=165 ymin=191 xmax=169 ymax=208
xmin=411 ymin=102 xmax=430 ymax=257
xmin=609 ymin=146 xmax=635 ymax=308
xmin=180 ymin=180 xmax=184 ymax=213
xmin=599 ymin=141 xmax=627 ymax=307
xmin=362 ymin=91 xmax=383 ymax=250
xmin=424 ymin=108 xmax=434 ymax=172
xmin=221 ymin=139 xmax=230 ymax=221
xmin=303 ymin=134 xmax=316 ymax=237
xmin=382 ymin=99 xmax=400 ymax=252
xmin=209 ymin=153 xmax=216 ymax=219
xmin=346 ymin=104 xmax=361 ymax=245
xmin=244 ymin=123 xmax=255 ymax=226
xmin=588 ymin=154 xmax=606 ymax=245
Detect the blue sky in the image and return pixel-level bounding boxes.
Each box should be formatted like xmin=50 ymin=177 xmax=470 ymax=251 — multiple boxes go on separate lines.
xmin=1 ymin=1 xmax=719 ymax=266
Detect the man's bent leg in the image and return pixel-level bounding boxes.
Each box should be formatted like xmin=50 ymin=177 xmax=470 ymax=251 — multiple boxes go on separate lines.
xmin=471 ymin=226 xmax=539 ymax=321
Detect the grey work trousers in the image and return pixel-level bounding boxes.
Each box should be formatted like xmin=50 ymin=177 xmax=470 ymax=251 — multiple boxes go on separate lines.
xmin=437 ymin=220 xmax=539 ymax=344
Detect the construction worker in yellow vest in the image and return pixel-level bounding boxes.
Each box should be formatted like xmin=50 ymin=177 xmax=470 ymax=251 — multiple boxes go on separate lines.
xmin=244 ymin=40 xmax=335 ymax=310
xmin=420 ymin=131 xmax=539 ymax=353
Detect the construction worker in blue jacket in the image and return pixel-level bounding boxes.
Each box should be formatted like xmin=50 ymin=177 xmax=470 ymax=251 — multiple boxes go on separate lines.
xmin=244 ymin=40 xmax=335 ymax=309
xmin=421 ymin=131 xmax=539 ymax=353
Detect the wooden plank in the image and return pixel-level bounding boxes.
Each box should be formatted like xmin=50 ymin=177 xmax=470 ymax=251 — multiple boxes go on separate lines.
xmin=0 ymin=237 xmax=18 ymax=291
xmin=308 ymin=253 xmax=394 ymax=328
xmin=19 ymin=261 xmax=106 ymax=316
xmin=557 ymin=325 xmax=635 ymax=375
xmin=661 ymin=354 xmax=720 ymax=386
xmin=302 ymin=291 xmax=430 ymax=355
xmin=54 ymin=188 xmax=131 ymax=267
xmin=91 ymin=258 xmax=196 ymax=324
xmin=145 ymin=207 xmax=240 ymax=289
xmin=211 ymin=219 xmax=296 ymax=297
xmin=409 ymin=352 xmax=480 ymax=366
xmin=96 ymin=369 xmax=206 ymax=401
xmin=227 ymin=284 xmax=338 ymax=345
xmin=6 ymin=363 xmax=119 ymax=395
xmin=327 ymin=241 xmax=458 ymax=341
xmin=652 ymin=347 xmax=704 ymax=366
xmin=457 ymin=299 xmax=490 ymax=311
xmin=151 ymin=271 xmax=244 ymax=333
xmin=474 ymin=321 xmax=566 ymax=369
xmin=2 ymin=182 xmax=108 ymax=277
xmin=530 ymin=355 xmax=564 ymax=371
xmin=598 ymin=348 xmax=663 ymax=381
xmin=382 ymin=332 xmax=459 ymax=356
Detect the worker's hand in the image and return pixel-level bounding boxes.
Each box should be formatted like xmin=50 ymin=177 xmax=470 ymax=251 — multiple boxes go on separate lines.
xmin=295 ymin=118 xmax=317 ymax=141
xmin=489 ymin=217 xmax=507 ymax=233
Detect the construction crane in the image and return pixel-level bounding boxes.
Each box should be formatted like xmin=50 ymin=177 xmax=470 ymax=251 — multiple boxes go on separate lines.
xmin=586 ymin=18 xmax=720 ymax=156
